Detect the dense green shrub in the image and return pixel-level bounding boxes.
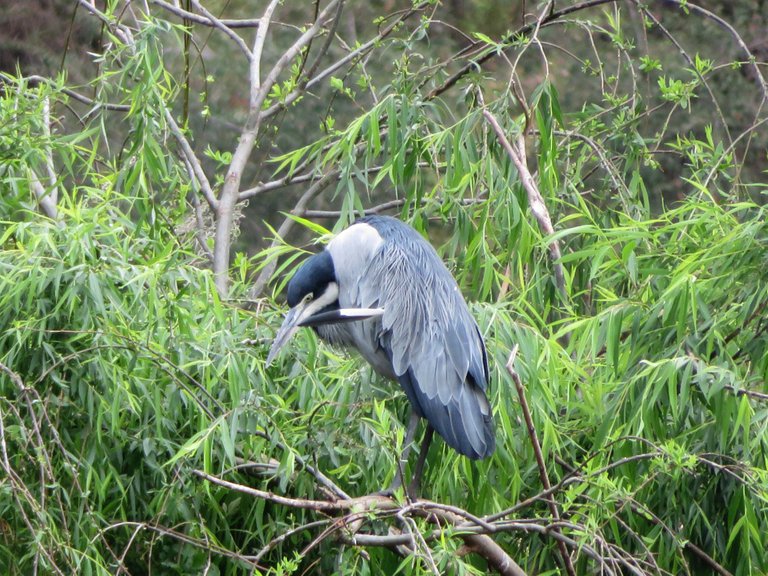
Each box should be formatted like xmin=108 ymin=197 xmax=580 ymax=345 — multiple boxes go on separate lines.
xmin=1 ymin=1 xmax=767 ymax=574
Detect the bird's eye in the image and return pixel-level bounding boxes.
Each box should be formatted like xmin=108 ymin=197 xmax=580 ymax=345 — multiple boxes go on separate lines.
xmin=304 ymin=293 xmax=314 ymax=303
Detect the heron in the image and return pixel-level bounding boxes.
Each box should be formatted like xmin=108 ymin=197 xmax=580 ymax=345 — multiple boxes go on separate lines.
xmin=267 ymin=215 xmax=494 ymax=496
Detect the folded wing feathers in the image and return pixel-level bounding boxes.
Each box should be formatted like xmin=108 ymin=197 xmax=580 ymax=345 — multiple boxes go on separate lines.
xmin=356 ymin=224 xmax=494 ymax=459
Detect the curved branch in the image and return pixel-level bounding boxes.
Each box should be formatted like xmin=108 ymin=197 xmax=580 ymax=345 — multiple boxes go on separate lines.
xmin=505 ymin=348 xmax=575 ymax=576
xmin=150 ymin=0 xmax=262 ymax=29
xmin=482 ymin=106 xmax=569 ymax=308
xmin=194 ymin=469 xmax=527 ymax=576
xmin=189 ymin=0 xmax=252 ymax=59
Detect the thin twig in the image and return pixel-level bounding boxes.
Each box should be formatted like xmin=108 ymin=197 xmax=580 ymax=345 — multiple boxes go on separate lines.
xmin=193 ymin=469 xmax=392 ymax=512
xmin=19 ymin=74 xmax=130 ymax=112
xmin=165 ymin=108 xmax=217 ymax=210
xmin=301 ymin=196 xmax=485 ymax=219
xmin=505 ymin=347 xmax=576 ymax=576
xmin=302 ymin=0 xmax=346 ymax=84
xmin=101 ymin=520 xmax=263 ymax=568
xmin=482 ymin=104 xmax=570 ymax=322
xmin=426 ymin=0 xmax=618 ymax=102
xmin=150 ymin=0 xmax=262 ymax=28
xmin=188 ymin=0 xmax=251 ymax=59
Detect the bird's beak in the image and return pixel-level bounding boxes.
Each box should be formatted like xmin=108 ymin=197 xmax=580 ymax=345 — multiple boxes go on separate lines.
xmin=266 ymin=303 xmax=308 ymax=366
xmin=266 ymin=305 xmax=385 ymax=366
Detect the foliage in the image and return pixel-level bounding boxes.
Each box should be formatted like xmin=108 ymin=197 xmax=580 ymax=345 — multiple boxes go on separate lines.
xmin=1 ymin=1 xmax=767 ymax=575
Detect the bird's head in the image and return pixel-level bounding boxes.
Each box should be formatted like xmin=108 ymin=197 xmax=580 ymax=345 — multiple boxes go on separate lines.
xmin=266 ymin=249 xmax=384 ymax=366
xmin=267 ymin=251 xmax=338 ymax=365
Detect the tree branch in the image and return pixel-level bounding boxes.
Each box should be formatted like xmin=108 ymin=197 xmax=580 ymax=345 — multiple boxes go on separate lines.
xmin=213 ymin=0 xmax=341 ymax=298
xmin=482 ymin=106 xmax=569 ymax=308
xmin=426 ymin=0 xmax=618 ymax=102
xmin=29 ymin=169 xmax=59 ymax=221
xmin=188 ymin=0 xmax=252 ymax=59
xmin=505 ymin=347 xmax=576 ymax=576
xmin=150 ymin=0 xmax=262 ymax=29
xmin=164 ymin=108 xmax=217 ymax=210
xmin=300 ymin=197 xmax=485 ymax=219
xmin=194 ymin=469 xmax=527 ymax=576
xmin=193 ymin=469 xmax=392 ymax=512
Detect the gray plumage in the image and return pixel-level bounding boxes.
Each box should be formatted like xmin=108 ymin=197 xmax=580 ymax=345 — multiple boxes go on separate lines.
xmin=268 ymin=215 xmax=495 ymax=472
xmin=325 ymin=216 xmax=494 ymax=459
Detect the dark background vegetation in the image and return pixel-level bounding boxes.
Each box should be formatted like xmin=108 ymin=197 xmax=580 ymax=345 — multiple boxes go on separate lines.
xmin=1 ymin=1 xmax=767 ymax=575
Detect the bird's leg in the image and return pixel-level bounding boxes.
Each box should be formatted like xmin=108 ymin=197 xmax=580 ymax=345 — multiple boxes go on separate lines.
xmin=381 ymin=410 xmax=420 ymax=496
xmin=407 ymin=425 xmax=434 ymax=500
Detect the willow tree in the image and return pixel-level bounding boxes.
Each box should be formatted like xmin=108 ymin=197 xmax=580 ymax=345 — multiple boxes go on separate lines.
xmin=1 ymin=1 xmax=767 ymax=574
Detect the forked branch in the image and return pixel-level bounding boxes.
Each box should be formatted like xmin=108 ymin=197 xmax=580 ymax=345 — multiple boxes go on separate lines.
xmin=193 ymin=469 xmax=526 ymax=575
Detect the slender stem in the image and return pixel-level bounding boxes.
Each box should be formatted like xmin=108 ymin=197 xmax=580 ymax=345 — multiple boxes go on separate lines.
xmin=505 ymin=347 xmax=576 ymax=576
xmin=189 ymin=0 xmax=252 ymax=59
xmin=426 ymin=0 xmax=619 ymax=102
xmin=482 ymin=106 xmax=570 ymax=338
xmin=165 ymin=108 xmax=217 ymax=210
xmin=151 ymin=0 xmax=262 ymax=28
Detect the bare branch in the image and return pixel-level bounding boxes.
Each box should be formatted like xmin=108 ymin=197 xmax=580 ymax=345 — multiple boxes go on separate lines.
xmin=300 ymin=197 xmax=485 ymax=219
xmin=20 ymin=75 xmax=130 ymax=112
xmin=426 ymin=0 xmax=618 ymax=102
xmin=150 ymin=0 xmax=262 ymax=29
xmin=505 ymin=347 xmax=576 ymax=576
xmin=164 ymin=108 xmax=217 ymax=211
xmin=239 ymin=171 xmax=320 ymax=200
xmin=212 ymin=0 xmax=279 ymax=298
xmin=101 ymin=520 xmax=263 ymax=568
xmin=41 ymin=95 xmax=58 ymax=204
xmin=213 ymin=0 xmax=341 ymax=298
xmin=482 ymin=105 xmax=569 ymax=307
xmin=29 ymin=169 xmax=59 ymax=220
xmin=76 ymin=0 xmax=135 ymax=46
xmin=188 ymin=0 xmax=252 ymax=59
xmin=193 ymin=469 xmax=393 ymax=512
xmin=302 ymin=0 xmax=346 ymax=82
xmin=253 ymin=519 xmax=331 ymax=563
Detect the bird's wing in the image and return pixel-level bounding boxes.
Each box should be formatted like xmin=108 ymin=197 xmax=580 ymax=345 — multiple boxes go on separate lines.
xmin=355 ymin=221 xmax=494 ymax=459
